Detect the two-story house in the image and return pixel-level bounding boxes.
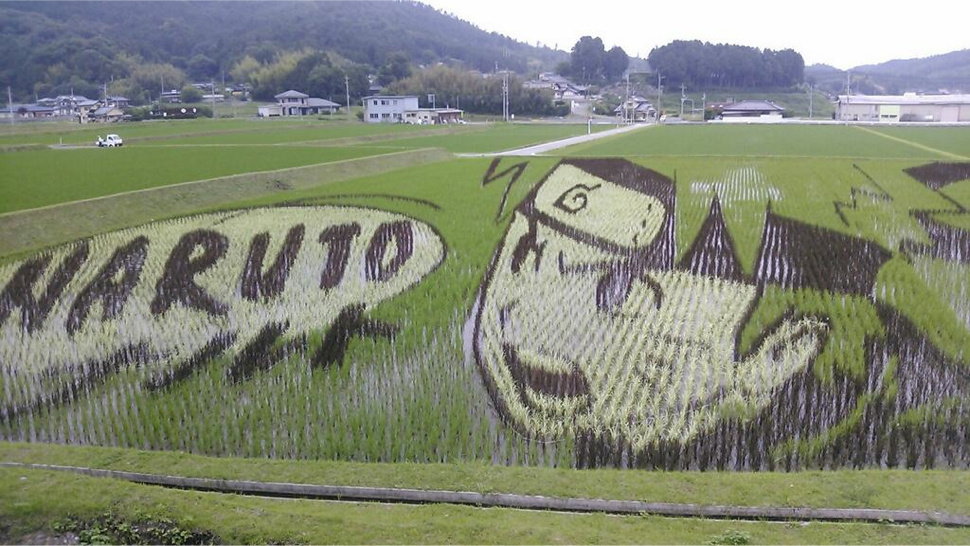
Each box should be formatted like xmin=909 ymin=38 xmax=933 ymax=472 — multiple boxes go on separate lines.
xmin=362 ymin=95 xmax=419 ymax=123
xmin=258 ymin=90 xmax=341 ymax=117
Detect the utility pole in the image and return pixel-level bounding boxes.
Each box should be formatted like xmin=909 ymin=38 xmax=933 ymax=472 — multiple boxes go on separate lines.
xmin=625 ymin=71 xmax=631 ymax=124
xmin=211 ymin=79 xmax=216 ymax=119
xmin=808 ymin=83 xmax=814 ymax=119
xmin=502 ymin=69 xmax=509 ymax=122
xmin=656 ymin=72 xmax=664 ymax=122
xmin=680 ymin=84 xmax=687 ymax=117
xmin=345 ymin=74 xmax=350 ymax=118
xmin=7 ymin=86 xmax=14 ymax=126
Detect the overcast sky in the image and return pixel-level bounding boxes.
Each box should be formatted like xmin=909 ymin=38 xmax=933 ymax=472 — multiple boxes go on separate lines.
xmin=423 ymin=0 xmax=967 ymax=70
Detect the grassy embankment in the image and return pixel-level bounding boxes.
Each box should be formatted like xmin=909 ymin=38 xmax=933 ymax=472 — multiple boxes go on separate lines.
xmin=2 ymin=442 xmax=970 ymax=544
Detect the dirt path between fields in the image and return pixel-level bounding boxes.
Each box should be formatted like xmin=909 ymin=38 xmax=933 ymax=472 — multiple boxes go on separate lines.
xmin=458 ymin=122 xmax=652 ymax=157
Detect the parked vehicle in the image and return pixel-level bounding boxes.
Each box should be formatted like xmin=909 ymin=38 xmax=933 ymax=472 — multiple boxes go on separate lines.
xmin=97 ymin=134 xmax=124 ymax=147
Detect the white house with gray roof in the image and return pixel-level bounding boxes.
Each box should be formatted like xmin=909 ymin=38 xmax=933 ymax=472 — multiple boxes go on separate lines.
xmin=258 ymin=90 xmax=341 ymax=117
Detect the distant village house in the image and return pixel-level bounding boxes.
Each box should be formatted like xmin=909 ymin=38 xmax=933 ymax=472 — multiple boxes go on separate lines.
xmin=362 ymin=95 xmax=463 ymax=124
xmin=614 ymin=96 xmax=656 ymax=122
xmin=258 ymin=90 xmax=340 ymax=117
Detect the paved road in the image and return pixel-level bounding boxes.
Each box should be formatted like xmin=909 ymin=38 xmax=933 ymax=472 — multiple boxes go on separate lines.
xmin=458 ymin=122 xmax=652 ymax=157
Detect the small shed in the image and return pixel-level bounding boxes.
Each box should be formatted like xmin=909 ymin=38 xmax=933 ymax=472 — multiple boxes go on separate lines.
xmin=258 ymin=105 xmax=283 ymax=117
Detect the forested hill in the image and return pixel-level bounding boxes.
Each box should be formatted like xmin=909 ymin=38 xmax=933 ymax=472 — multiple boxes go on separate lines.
xmin=806 ymin=50 xmax=970 ymax=94
xmin=0 ymin=1 xmax=566 ymax=101
xmin=853 ymin=49 xmax=970 ymax=91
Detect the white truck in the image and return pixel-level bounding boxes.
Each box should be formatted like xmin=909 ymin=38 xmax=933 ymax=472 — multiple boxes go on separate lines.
xmin=96 ymin=134 xmax=124 ymax=147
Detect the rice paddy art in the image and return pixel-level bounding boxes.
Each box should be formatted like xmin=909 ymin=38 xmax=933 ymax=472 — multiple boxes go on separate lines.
xmin=0 ymin=206 xmax=445 ymax=421
xmin=473 ymin=158 xmax=969 ymax=469
xmin=1 ymin=156 xmax=968 ymax=470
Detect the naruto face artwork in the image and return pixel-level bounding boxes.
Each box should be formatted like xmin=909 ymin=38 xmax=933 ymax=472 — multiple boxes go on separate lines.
xmin=472 ymin=158 xmax=898 ymax=452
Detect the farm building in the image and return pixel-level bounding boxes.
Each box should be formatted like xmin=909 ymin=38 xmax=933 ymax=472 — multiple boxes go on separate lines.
xmin=836 ymin=93 xmax=970 ymax=122
xmin=363 ymin=95 xmax=464 ymax=124
xmin=160 ymin=90 xmax=182 ymax=103
xmin=363 ymin=95 xmax=420 ymax=122
xmin=525 ymin=73 xmax=588 ymax=101
xmin=404 ymin=108 xmax=465 ymax=125
xmin=259 ymin=90 xmax=341 ymax=117
xmin=0 ymin=104 xmax=57 ymax=119
xmin=43 ymin=95 xmax=99 ymax=116
xmin=614 ymin=96 xmax=656 ymax=122
xmin=716 ymin=100 xmax=785 ymax=122
xmin=89 ymin=106 xmax=125 ymax=123
xmin=106 ymin=96 xmax=130 ymax=108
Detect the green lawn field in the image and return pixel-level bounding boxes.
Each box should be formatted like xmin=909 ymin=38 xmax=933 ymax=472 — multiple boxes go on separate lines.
xmin=0 ymin=117 xmax=315 ymax=147
xmin=562 ymin=124 xmax=962 ymax=159
xmin=0 ymin=145 xmax=386 ymax=213
xmin=1 ymin=121 xmax=968 ymax=544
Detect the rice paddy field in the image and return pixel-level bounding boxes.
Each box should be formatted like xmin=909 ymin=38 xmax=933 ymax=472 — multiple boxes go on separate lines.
xmin=1 ymin=118 xmax=969 ymax=543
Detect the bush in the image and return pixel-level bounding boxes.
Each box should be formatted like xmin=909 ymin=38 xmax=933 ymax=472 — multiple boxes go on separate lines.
xmin=53 ymin=513 xmax=216 ymax=545
xmin=180 ymin=86 xmax=203 ymax=104
xmin=127 ymin=106 xmax=153 ymax=122
xmin=708 ymin=530 xmax=752 ymax=545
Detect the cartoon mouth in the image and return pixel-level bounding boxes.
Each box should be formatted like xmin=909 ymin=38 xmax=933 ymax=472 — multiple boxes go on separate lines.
xmin=502 ymin=343 xmax=590 ymax=409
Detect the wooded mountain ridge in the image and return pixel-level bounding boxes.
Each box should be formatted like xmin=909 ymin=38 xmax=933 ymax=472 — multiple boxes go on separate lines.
xmin=806 ymin=49 xmax=970 ymax=95
xmin=0 ymin=1 xmax=565 ymax=101
xmin=2 ymin=0 xmax=966 ymax=103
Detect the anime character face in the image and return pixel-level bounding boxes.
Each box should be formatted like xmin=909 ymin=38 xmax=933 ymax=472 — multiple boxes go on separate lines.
xmin=472 ymin=159 xmax=825 ymax=449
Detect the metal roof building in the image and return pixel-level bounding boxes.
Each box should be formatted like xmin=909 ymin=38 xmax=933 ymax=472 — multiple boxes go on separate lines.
xmin=836 ymin=93 xmax=970 ymax=122
xmin=720 ymin=100 xmax=785 ymax=117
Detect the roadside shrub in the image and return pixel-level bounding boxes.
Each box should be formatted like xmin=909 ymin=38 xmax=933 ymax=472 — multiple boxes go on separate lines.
xmin=708 ymin=530 xmax=752 ymax=545
xmin=53 ymin=514 xmax=217 ymax=545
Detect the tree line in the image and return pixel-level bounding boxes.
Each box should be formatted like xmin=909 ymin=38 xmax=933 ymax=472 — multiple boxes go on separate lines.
xmin=648 ymin=40 xmax=804 ymax=89
xmin=387 ymin=65 xmax=569 ymax=117
xmin=557 ymin=36 xmax=629 ymax=84
xmin=0 ymin=2 xmax=565 ymax=103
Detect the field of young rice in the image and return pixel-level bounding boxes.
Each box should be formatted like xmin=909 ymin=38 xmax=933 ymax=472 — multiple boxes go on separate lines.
xmin=0 ymin=125 xmax=967 ymax=471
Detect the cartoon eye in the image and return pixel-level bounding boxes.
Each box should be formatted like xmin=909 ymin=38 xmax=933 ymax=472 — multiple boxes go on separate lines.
xmin=553 ymin=183 xmax=601 ymax=214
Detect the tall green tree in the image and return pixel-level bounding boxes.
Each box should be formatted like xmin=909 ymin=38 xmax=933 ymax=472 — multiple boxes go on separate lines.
xmin=378 ymin=52 xmax=413 ymax=85
xmin=603 ymin=46 xmax=629 ymax=81
xmin=569 ymin=36 xmax=605 ymax=82
xmin=388 ymin=64 xmax=567 ymax=116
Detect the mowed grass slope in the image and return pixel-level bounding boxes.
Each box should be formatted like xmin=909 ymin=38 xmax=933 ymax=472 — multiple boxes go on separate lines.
xmin=4 ymin=468 xmax=970 ymax=545
xmin=561 ymin=124 xmax=965 ymax=159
